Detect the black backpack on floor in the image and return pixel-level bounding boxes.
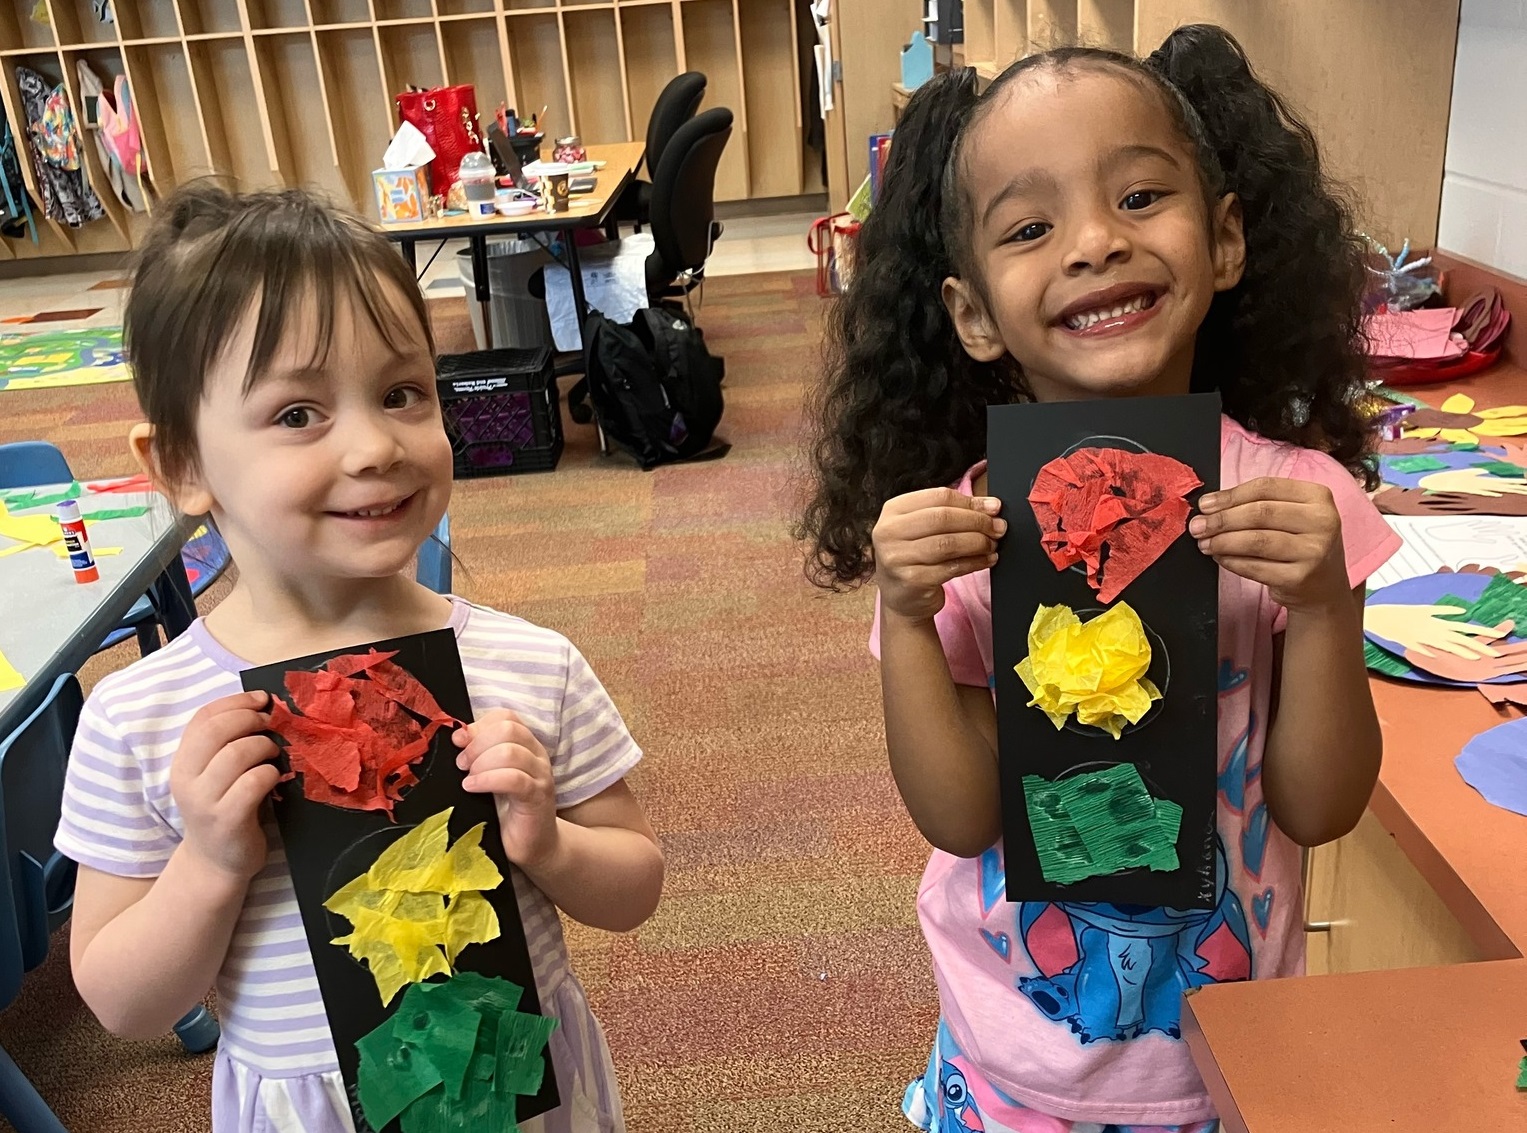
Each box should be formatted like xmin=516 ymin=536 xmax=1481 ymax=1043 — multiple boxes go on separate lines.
xmin=572 ymin=306 xmax=728 ymax=471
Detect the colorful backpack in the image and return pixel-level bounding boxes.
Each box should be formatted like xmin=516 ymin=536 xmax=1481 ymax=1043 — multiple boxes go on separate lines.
xmin=33 ymin=82 xmax=81 ymax=170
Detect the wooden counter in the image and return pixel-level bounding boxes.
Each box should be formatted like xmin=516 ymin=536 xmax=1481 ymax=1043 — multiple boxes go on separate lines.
xmin=1184 ymin=264 xmax=1527 ymax=1132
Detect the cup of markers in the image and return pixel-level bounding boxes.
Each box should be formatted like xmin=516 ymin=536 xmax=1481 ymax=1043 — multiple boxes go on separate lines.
xmin=56 ymin=498 xmax=99 ymax=583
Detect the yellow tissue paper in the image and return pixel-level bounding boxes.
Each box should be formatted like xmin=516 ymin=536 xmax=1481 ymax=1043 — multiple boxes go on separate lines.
xmin=325 ymin=808 xmax=504 ymax=1005
xmin=0 ymin=649 xmax=23 ymax=692
xmin=1014 ymin=602 xmax=1161 ymax=739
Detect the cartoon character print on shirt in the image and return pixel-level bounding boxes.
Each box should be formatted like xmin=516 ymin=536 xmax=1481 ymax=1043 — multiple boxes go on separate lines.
xmin=938 ymin=1059 xmax=987 ymax=1132
xmin=1218 ymin=657 xmax=1273 ymax=933
xmin=977 ymin=841 xmax=1253 ymax=1045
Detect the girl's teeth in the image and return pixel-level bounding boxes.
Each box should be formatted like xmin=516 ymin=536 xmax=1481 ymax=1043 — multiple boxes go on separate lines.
xmin=1066 ymin=294 xmax=1150 ymax=330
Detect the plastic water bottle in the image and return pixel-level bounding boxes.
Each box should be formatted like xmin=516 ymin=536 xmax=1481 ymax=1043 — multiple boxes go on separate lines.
xmin=458 ymin=151 xmax=496 ymax=218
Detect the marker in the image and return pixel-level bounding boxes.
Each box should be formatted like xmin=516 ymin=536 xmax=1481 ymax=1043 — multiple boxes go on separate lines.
xmin=56 ymin=498 xmax=99 ymax=583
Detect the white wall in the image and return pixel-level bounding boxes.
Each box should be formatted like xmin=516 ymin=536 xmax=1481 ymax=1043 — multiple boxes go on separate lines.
xmin=1437 ymin=0 xmax=1527 ymax=278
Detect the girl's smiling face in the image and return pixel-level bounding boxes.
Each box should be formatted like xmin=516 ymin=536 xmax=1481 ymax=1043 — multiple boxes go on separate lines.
xmin=166 ymin=281 xmax=453 ymax=597
xmin=943 ymin=67 xmax=1246 ymax=402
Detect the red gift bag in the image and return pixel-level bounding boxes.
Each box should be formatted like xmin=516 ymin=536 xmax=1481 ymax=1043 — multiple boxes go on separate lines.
xmin=395 ymin=84 xmax=483 ymax=196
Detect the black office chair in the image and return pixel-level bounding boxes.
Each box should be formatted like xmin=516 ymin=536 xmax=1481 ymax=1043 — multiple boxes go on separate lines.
xmin=606 ymin=71 xmax=707 ymax=237
xmin=644 ymin=107 xmax=733 ymax=304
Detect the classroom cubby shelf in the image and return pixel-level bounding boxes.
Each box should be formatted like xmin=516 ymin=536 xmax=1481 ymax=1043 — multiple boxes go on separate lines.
xmin=0 ymin=0 xmax=817 ymax=262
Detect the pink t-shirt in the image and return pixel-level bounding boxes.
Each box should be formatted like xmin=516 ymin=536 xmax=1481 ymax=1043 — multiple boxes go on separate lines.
xmin=870 ymin=416 xmax=1400 ymax=1126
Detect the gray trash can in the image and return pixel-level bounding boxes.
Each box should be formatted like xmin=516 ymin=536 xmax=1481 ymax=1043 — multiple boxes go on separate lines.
xmin=456 ymin=239 xmax=556 ymax=351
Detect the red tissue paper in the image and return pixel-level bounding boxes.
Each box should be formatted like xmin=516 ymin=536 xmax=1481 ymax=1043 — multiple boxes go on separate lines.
xmin=268 ymin=650 xmax=458 ymax=818
xmin=1028 ymin=447 xmax=1201 ymax=604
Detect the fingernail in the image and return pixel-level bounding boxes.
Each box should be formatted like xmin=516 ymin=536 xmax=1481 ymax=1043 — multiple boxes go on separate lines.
xmin=977 ymin=497 xmax=1001 ymax=513
xmin=993 ymin=518 xmax=1009 ymax=535
xmin=1188 ymin=516 xmax=1207 ymax=536
xmin=1199 ymin=493 xmax=1220 ymax=510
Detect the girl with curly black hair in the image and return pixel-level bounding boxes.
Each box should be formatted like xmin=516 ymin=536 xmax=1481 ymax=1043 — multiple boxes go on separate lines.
xmin=799 ymin=25 xmax=1400 ymax=1132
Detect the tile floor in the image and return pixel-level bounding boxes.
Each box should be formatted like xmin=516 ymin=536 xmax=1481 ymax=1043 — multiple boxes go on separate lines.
xmin=0 ymin=210 xmax=821 ymax=332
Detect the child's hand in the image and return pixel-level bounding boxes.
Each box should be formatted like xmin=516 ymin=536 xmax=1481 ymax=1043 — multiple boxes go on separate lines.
xmin=872 ymin=488 xmax=1007 ymax=621
xmin=1190 ymin=477 xmax=1350 ymax=612
xmin=455 ymin=710 xmax=560 ymax=870
xmin=169 ymin=691 xmax=281 ymax=883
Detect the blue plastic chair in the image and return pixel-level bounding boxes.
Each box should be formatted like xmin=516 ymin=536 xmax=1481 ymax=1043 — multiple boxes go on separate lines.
xmin=0 ymin=673 xmax=80 ymax=1133
xmin=417 ymin=513 xmax=452 ymax=595
xmin=0 ymin=442 xmax=170 ymax=657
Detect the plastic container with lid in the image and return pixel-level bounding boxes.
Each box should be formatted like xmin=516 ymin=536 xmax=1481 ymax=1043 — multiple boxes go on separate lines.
xmin=458 ymin=151 xmax=496 ymax=218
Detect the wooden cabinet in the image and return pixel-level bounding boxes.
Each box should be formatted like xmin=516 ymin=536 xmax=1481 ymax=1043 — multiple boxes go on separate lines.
xmin=1303 ymin=810 xmax=1482 ymax=976
xmin=827 ymin=0 xmax=1461 ymax=248
xmin=0 ymin=0 xmax=818 ymax=263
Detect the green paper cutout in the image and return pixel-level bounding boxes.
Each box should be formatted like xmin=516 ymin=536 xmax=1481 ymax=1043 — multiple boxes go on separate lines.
xmin=1024 ymin=777 xmax=1097 ymax=885
xmin=1476 ymin=460 xmax=1527 ymax=478
xmin=1364 ymin=639 xmax=1413 ymax=678
xmin=1388 ymin=455 xmax=1448 ymax=473
xmin=1451 ymin=441 xmax=1481 ymax=451
xmin=494 ymin=1009 xmax=558 ymax=1097
xmin=1516 ymin=1055 xmax=1527 ymax=1091
xmin=393 ymin=982 xmax=483 ymax=1100
xmin=2 ymin=481 xmax=81 ymax=510
xmin=356 ymin=1022 xmax=444 ymax=1129
xmin=361 ymin=972 xmax=554 ymax=1132
xmin=1023 ymin=766 xmax=1181 ymax=884
xmin=1438 ymin=575 xmax=1527 ymax=632
xmin=54 ymin=505 xmax=150 ymax=522
xmin=400 ymin=1077 xmax=519 ymax=1133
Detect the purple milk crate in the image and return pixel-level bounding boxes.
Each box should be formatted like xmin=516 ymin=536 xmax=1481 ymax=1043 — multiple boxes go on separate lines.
xmin=436 ymin=347 xmax=562 ymax=477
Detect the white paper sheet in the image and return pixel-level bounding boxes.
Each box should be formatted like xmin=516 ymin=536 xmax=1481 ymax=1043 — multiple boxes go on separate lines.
xmin=542 ymin=232 xmax=655 ymax=353
xmin=1368 ymin=515 xmax=1527 ymax=589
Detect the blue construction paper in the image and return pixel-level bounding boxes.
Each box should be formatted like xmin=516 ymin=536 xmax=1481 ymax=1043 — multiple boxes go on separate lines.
xmin=1365 ymin=572 xmax=1527 ymax=687
xmin=1454 ymin=718 xmax=1527 ymax=817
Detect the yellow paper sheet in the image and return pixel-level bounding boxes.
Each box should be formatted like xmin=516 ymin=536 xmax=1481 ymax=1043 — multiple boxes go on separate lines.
xmin=1014 ymin=602 xmax=1161 ymax=740
xmin=325 ymin=807 xmax=504 ymax=1005
xmin=0 ymin=649 xmax=23 ymax=692
xmin=0 ymin=502 xmax=63 ymax=549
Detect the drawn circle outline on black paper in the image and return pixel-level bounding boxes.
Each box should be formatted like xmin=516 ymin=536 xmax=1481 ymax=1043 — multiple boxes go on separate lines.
xmin=322 ymin=822 xmax=425 ymax=946
xmin=1058 ymin=607 xmax=1170 ymax=739
xmin=1043 ymin=758 xmax=1173 ymax=882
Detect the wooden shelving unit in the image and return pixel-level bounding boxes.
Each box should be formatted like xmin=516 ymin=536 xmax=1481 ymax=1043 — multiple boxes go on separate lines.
xmin=0 ymin=0 xmax=813 ymax=263
xmin=830 ymin=0 xmax=1462 ymax=246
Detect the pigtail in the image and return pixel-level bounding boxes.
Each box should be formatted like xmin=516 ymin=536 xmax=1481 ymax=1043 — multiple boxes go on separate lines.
xmin=1147 ymin=25 xmax=1377 ymax=487
xmin=800 ymin=69 xmax=1021 ymax=588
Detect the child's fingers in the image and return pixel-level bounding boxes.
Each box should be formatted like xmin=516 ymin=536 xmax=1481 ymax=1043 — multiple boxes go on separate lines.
xmin=462 ymin=766 xmax=539 ymax=798
xmin=894 ymin=530 xmax=1000 ymax=568
xmin=1197 ymin=477 xmax=1323 ymax=514
xmin=451 ymin=717 xmax=537 ymax=763
xmin=201 ymin=734 xmax=281 ymax=800
xmin=223 ymin=761 xmax=284 ymax=816
xmin=1196 ymin=529 xmax=1307 ymax=563
xmin=887 ymin=487 xmax=1003 ymax=517
xmin=460 ymin=742 xmax=545 ymax=779
xmin=890 ymin=506 xmax=1008 ymax=542
xmin=452 ymin=708 xmax=523 ymax=747
xmin=1190 ymin=500 xmax=1321 ymax=539
xmin=176 ymin=696 xmax=273 ymax=777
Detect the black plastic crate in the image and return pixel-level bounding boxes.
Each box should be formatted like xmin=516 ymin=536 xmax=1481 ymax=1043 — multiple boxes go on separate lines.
xmin=436 ymin=346 xmax=562 ymax=477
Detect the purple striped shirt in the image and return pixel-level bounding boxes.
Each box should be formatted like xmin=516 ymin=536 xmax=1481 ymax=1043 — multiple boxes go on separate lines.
xmin=56 ymin=598 xmax=642 ymax=1078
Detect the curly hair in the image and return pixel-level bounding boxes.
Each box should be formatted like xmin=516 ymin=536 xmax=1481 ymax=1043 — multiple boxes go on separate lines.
xmin=799 ymin=24 xmax=1376 ymax=589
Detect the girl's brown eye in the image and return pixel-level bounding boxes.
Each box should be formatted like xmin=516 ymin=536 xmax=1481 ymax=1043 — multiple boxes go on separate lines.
xmin=1014 ymin=222 xmax=1051 ymax=243
xmin=279 ymin=407 xmax=312 ymax=429
xmin=1122 ymin=191 xmax=1163 ymax=211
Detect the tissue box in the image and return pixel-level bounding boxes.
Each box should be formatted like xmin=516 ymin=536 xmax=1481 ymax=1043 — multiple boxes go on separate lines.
xmin=372 ymin=166 xmax=432 ymax=224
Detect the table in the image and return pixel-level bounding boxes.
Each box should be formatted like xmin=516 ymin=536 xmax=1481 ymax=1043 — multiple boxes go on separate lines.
xmin=380 ymin=141 xmax=646 ymax=351
xmin=1181 ymin=350 xmax=1527 ymax=1130
xmin=0 ymin=487 xmax=195 ymax=739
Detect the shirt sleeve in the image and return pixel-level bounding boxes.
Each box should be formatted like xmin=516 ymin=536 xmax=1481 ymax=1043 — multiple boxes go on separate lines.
xmin=54 ymin=692 xmax=181 ymax=878
xmin=553 ymin=639 xmax=643 ymax=809
xmin=869 ymin=585 xmax=991 ymax=688
xmin=1273 ymin=447 xmax=1402 ymax=630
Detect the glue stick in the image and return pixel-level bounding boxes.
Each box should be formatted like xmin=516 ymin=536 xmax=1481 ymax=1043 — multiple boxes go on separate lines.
xmin=56 ymin=498 xmax=99 ymax=583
